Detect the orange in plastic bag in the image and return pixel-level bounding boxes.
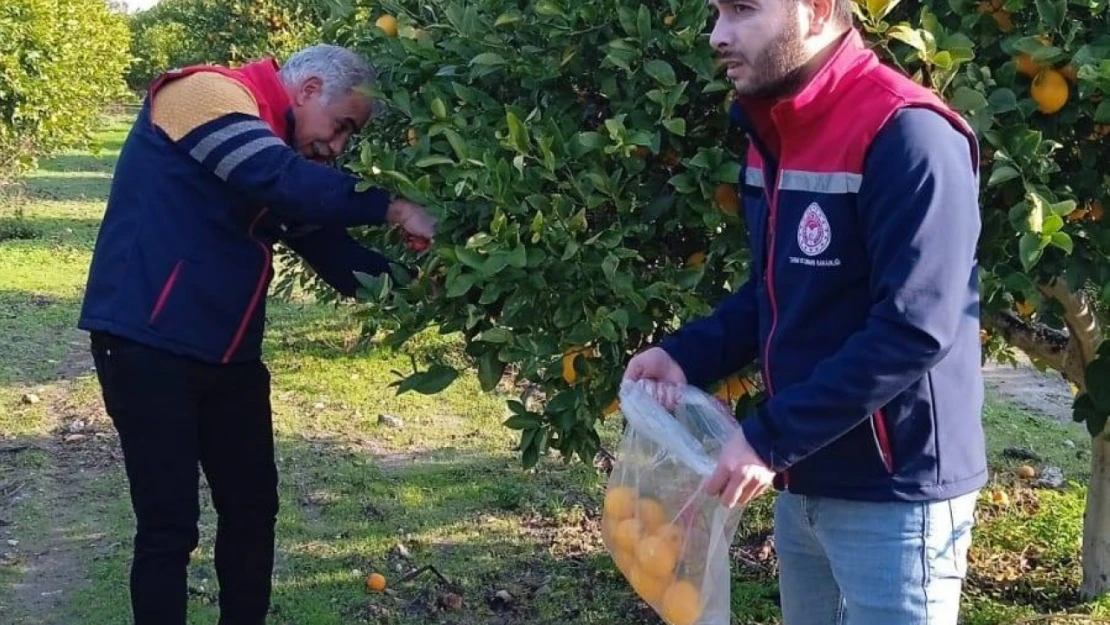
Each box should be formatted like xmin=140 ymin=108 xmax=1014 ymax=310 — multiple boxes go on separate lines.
xmin=601 ymin=380 xmax=745 ymax=625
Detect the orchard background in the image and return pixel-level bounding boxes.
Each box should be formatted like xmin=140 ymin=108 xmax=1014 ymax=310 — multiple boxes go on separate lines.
xmin=0 ymin=0 xmax=1108 ymax=623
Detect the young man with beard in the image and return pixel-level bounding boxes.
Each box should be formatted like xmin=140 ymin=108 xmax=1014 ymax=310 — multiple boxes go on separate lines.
xmin=79 ymin=45 xmax=435 ymax=625
xmin=623 ymin=0 xmax=985 ymax=623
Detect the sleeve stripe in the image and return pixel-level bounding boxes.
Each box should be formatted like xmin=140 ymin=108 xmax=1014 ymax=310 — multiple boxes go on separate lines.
xmin=188 ymin=119 xmax=273 ymax=163
xmin=213 ymin=136 xmax=287 ymax=181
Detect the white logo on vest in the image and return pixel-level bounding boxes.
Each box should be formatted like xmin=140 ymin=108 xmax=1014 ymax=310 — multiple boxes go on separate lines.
xmin=797 ymin=202 xmax=832 ymax=257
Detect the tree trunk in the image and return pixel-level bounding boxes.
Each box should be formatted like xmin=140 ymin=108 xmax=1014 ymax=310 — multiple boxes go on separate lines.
xmin=1083 ymin=434 xmax=1110 ymax=599
xmin=990 ymin=278 xmax=1108 ymax=597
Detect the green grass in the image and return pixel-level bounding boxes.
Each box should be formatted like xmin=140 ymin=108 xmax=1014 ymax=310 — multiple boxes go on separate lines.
xmin=0 ymin=109 xmax=1104 ymax=625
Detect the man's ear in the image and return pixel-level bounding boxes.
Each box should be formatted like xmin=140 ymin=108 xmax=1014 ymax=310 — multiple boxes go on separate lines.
xmin=804 ymin=0 xmax=839 ymax=34
xmin=294 ymin=76 xmax=323 ymax=106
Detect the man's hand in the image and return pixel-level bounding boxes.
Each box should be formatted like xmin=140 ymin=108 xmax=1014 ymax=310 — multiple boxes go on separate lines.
xmin=623 ymin=347 xmax=688 ymax=409
xmin=704 ymin=430 xmax=775 ymax=509
xmin=386 ymin=198 xmax=436 ymax=242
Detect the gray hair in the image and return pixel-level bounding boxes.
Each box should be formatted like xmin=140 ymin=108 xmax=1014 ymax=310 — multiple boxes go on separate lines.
xmin=280 ymin=44 xmax=377 ymax=106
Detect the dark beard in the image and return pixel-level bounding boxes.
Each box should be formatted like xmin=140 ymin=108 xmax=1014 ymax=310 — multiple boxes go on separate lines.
xmin=735 ymin=16 xmax=811 ymax=100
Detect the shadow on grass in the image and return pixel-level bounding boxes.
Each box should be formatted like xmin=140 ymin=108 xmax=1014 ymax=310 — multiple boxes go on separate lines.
xmin=22 ymin=176 xmax=112 ymax=204
xmin=35 ymin=154 xmax=118 ymax=176
xmin=2 ymin=424 xmax=722 ymax=625
xmin=0 ymin=290 xmax=88 ymax=388
xmin=0 ymin=217 xmax=103 ymax=245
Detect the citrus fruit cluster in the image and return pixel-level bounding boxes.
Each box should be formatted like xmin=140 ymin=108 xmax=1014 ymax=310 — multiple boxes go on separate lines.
xmin=601 ymin=485 xmax=704 ymax=625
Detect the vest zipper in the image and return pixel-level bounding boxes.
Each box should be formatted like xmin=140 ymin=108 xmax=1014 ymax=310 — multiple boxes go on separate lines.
xmin=222 ymin=208 xmax=272 ymax=364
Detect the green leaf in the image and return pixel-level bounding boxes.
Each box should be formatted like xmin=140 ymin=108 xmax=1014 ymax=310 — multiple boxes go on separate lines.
xmin=1043 ymin=214 xmax=1064 ymax=235
xmin=1087 ymin=357 xmax=1110 ymax=412
xmin=663 ymin=118 xmax=686 ymax=136
xmin=504 ymin=414 xmax=542 ymax=430
xmin=430 ymin=98 xmax=447 ymax=120
xmin=446 ymin=272 xmax=478 ymax=297
xmin=506 ymin=111 xmax=529 ymax=152
xmin=1050 ymin=231 xmax=1074 ymax=254
xmin=477 ymin=327 xmax=513 ymax=343
xmin=988 ymin=88 xmax=1018 ymax=114
xmin=507 ymin=244 xmax=528 ymax=268
xmin=1095 ymin=100 xmax=1110 ymax=124
xmin=866 ymin=0 xmax=902 ymax=20
xmin=636 ymin=4 xmax=651 ymax=40
xmin=1027 ymin=191 xmax=1047 ymax=233
xmin=478 ymin=352 xmax=506 ymax=392
xmin=644 ymin=60 xmax=676 ymax=86
xmin=1019 ymin=232 xmax=1045 ymax=270
xmin=887 ymin=25 xmax=926 ymax=55
xmin=443 ymin=129 xmax=468 ymax=161
xmin=393 ymin=364 xmax=459 ymax=395
xmin=415 ymin=155 xmax=454 ymax=168
xmin=494 ymin=12 xmax=522 ymax=27
xmin=521 ymin=429 xmax=542 ymax=469
xmin=988 ymin=165 xmax=1020 ymax=186
xmin=602 ymin=255 xmax=619 ymax=284
xmin=1034 ymin=0 xmax=1066 ymax=29
xmin=471 ymin=52 xmax=507 ymax=66
xmin=534 ymin=0 xmax=563 ymax=17
xmin=949 ymin=86 xmax=989 ymax=113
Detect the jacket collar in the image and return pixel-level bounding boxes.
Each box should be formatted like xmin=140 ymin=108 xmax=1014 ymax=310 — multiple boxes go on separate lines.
xmin=236 ymin=58 xmax=294 ymax=143
xmin=730 ymin=28 xmax=877 ymax=138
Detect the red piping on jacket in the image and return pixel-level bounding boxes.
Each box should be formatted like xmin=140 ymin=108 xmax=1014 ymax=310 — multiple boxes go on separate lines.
xmin=872 ymin=409 xmax=895 ymax=473
xmin=222 ymin=208 xmax=272 ymax=363
xmin=762 ymin=162 xmax=786 ymax=489
xmin=149 ymin=260 xmax=184 ymax=324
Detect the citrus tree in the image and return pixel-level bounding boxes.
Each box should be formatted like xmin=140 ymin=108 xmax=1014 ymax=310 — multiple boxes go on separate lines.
xmin=295 ymin=0 xmax=759 ymax=471
xmin=283 ymin=0 xmax=1110 ymax=596
xmin=0 ymin=0 xmax=131 ymax=183
xmin=126 ymin=0 xmax=334 ymax=90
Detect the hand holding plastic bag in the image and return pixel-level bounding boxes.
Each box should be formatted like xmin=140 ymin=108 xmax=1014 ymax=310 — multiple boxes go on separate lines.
xmin=600 ymin=380 xmax=746 ymax=625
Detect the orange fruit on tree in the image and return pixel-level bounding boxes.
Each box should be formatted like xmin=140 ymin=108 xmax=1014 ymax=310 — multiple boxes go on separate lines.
xmin=1015 ymin=300 xmax=1035 ymax=318
xmin=1031 ymin=69 xmax=1069 ymax=114
xmin=713 ymin=184 xmax=739 ymax=215
xmin=1090 ymin=200 xmax=1105 ymax=222
xmin=561 ymin=345 xmax=597 ymax=384
xmin=603 ymin=398 xmax=621 ymax=416
xmin=663 ymin=14 xmax=675 ymax=27
xmin=686 ymin=251 xmax=706 ymax=268
xmin=366 ymin=572 xmax=387 ymax=592
xmin=1060 ymin=64 xmax=1079 ymax=82
xmin=715 ymin=375 xmax=755 ymax=402
xmin=375 ymin=14 xmax=398 ymax=37
xmin=661 ymin=580 xmax=703 ymax=625
xmin=1014 ymin=55 xmax=1041 ymax=77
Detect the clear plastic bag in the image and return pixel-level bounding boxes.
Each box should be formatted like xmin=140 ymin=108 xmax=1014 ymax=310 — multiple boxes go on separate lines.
xmin=601 ymin=380 xmax=745 ymax=625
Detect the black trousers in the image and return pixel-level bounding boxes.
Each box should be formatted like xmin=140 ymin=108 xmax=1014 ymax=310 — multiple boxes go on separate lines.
xmin=90 ymin=331 xmax=278 ymax=625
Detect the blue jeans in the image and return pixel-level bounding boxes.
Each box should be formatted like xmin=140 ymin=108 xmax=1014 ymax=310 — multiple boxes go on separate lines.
xmin=774 ymin=490 xmax=978 ymax=625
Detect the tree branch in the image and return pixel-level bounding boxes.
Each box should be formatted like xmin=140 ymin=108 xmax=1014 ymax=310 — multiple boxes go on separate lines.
xmin=985 ymin=278 xmax=1104 ymax=393
xmin=1040 ymin=278 xmax=1103 ymax=368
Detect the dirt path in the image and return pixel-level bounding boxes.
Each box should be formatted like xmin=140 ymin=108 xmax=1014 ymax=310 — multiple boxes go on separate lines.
xmin=982 ymin=355 xmax=1075 ymax=423
xmin=2 ymin=333 xmax=124 ymax=624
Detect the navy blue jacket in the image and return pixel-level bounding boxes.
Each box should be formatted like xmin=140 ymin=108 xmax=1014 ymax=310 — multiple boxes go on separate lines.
xmin=660 ymin=31 xmax=988 ymax=502
xmin=79 ymin=60 xmax=392 ymax=364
